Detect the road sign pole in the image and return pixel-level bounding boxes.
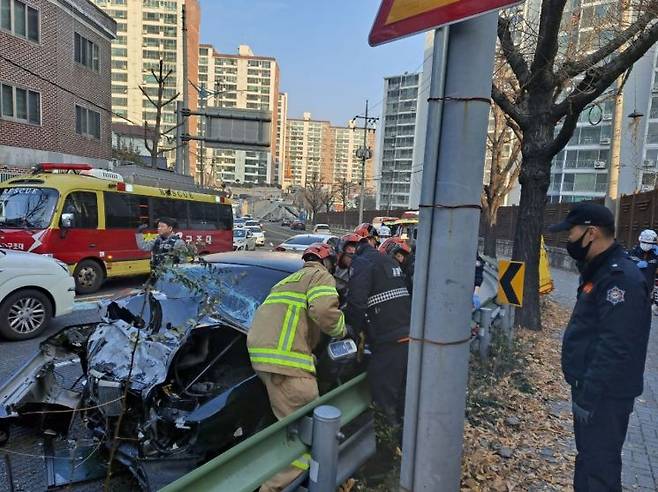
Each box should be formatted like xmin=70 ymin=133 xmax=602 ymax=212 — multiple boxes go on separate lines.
xmin=401 ymin=12 xmax=499 ymax=492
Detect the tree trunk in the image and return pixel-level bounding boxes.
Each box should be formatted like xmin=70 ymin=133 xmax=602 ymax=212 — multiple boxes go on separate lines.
xmin=512 ymin=152 xmax=552 ymax=331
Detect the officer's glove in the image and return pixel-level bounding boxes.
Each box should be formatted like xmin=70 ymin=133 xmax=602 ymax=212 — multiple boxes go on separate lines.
xmin=137 ymin=223 xmax=149 ymax=233
xmin=572 ymin=401 xmax=592 ymax=425
xmin=472 ymin=293 xmax=481 ymax=310
xmin=637 ymin=260 xmax=649 ymax=269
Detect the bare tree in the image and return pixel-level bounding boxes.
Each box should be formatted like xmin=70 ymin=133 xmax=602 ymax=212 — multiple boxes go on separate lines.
xmin=482 ymin=100 xmax=522 ymax=257
xmin=302 ymin=173 xmax=333 ymax=223
xmin=334 ymin=177 xmax=355 ymax=228
xmin=140 ymin=60 xmax=180 ymax=168
xmin=493 ymin=0 xmax=658 ymax=329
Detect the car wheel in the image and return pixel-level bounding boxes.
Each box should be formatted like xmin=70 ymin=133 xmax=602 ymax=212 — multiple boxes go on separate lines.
xmin=0 ymin=289 xmax=53 ymax=340
xmin=73 ymin=259 xmax=105 ymax=294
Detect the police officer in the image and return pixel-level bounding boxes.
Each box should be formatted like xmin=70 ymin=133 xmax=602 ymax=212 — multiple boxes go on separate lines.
xmin=379 ymin=237 xmax=413 ymax=295
xmin=549 ymin=203 xmax=651 ymax=491
xmin=344 ymin=223 xmax=411 ymax=433
xmin=628 ymin=229 xmax=658 ymax=315
xmin=136 ymin=217 xmax=187 ymax=275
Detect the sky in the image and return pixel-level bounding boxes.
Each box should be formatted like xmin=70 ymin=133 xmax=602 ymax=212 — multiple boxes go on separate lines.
xmin=198 ymin=0 xmax=426 ymax=125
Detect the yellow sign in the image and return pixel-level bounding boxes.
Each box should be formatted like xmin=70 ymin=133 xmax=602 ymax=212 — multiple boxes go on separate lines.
xmin=386 ymin=0 xmax=460 ymax=24
xmin=539 ymin=236 xmax=554 ymax=295
xmin=498 ymin=260 xmax=525 ymax=307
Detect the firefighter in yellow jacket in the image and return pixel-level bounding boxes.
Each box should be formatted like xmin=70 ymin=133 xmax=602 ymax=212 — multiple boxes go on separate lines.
xmin=247 ymin=242 xmax=346 ymax=492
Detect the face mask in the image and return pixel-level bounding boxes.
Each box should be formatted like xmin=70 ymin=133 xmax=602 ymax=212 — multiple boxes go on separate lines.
xmin=566 ymin=229 xmax=593 ymax=262
xmin=640 ymin=243 xmax=654 ymax=252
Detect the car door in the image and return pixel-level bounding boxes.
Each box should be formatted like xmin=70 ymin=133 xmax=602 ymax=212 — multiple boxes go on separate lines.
xmin=49 ymin=191 xmax=100 ymax=265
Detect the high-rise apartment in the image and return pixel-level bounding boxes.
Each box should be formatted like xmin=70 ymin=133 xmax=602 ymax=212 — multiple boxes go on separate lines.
xmin=197 ymin=44 xmax=280 ymax=184
xmin=274 ymin=92 xmax=288 ymax=186
xmin=283 ymin=113 xmax=375 ymax=191
xmin=375 ymin=73 xmax=420 ymax=210
xmin=91 ymin=0 xmax=200 ymax=163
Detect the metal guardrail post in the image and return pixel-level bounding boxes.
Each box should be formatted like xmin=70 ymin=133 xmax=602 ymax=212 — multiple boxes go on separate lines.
xmin=477 ymin=307 xmax=493 ymax=361
xmin=308 ymin=406 xmax=341 ymax=492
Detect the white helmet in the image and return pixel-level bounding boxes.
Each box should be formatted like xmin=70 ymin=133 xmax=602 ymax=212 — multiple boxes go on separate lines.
xmin=639 ymin=229 xmax=658 ymax=244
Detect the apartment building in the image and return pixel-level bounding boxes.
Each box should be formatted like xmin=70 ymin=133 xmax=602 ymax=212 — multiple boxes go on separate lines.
xmin=274 ymin=92 xmax=288 ymax=185
xmin=0 ymin=0 xmax=116 ymax=171
xmin=375 ymin=72 xmax=420 ymax=210
xmin=90 ymin=0 xmax=200 ymax=165
xmin=283 ymin=112 xmax=376 ymax=191
xmin=197 ymin=44 xmax=280 ymax=184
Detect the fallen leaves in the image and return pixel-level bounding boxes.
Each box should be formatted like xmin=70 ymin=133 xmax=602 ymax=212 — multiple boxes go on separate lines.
xmin=461 ymin=299 xmax=574 ymax=491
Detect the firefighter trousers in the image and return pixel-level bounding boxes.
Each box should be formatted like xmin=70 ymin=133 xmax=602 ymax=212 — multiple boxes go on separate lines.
xmin=257 ymin=371 xmax=319 ymax=492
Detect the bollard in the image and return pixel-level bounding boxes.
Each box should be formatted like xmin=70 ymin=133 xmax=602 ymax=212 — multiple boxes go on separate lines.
xmin=308 ymin=405 xmax=342 ymax=492
xmin=478 ymin=307 xmax=493 ymax=361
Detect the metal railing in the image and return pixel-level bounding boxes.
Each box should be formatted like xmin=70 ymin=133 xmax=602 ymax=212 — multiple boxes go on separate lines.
xmin=161 ymin=374 xmax=372 ymax=492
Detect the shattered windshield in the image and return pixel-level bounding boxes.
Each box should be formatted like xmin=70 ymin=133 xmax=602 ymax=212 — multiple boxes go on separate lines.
xmin=155 ymin=263 xmax=289 ymax=328
xmin=0 ymin=187 xmax=59 ymax=229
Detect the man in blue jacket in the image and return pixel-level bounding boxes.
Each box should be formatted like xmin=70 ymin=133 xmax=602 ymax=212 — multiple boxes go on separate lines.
xmin=549 ymin=203 xmax=651 ymax=491
xmin=628 ymin=229 xmax=658 ymax=316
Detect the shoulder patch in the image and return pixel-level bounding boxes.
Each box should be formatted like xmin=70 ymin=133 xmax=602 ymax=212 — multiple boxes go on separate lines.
xmin=606 ymin=286 xmax=625 ymax=305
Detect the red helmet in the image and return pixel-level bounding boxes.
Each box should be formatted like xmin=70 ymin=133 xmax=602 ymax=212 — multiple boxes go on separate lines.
xmin=341 ymin=233 xmax=362 ymax=246
xmin=302 ymin=242 xmax=335 ymax=261
xmin=379 ymin=237 xmax=411 ymax=256
xmin=354 ymin=223 xmax=379 ymax=241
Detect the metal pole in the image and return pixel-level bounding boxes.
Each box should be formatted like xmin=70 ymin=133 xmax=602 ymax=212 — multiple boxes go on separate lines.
xmin=401 ymin=13 xmax=498 ymax=492
xmin=605 ymin=76 xmax=624 ymax=229
xmin=308 ymin=405 xmax=341 ymax=492
xmin=175 ymin=100 xmax=183 ymax=174
xmin=181 ymin=4 xmax=189 ymax=176
xmin=198 ymin=84 xmax=207 ymax=188
xmin=358 ymin=100 xmax=368 ymax=224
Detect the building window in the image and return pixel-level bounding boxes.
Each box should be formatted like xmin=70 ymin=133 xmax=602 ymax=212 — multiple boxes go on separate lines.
xmin=75 ymin=105 xmax=101 ymax=139
xmin=1 ymin=0 xmax=39 ymax=42
xmin=74 ymin=32 xmax=100 ymax=72
xmin=0 ymin=82 xmax=41 ymax=124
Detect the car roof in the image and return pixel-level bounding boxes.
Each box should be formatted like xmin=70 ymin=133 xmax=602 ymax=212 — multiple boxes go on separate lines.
xmin=315 ymin=224 xmax=329 ymax=227
xmin=203 ymin=251 xmax=302 ymax=273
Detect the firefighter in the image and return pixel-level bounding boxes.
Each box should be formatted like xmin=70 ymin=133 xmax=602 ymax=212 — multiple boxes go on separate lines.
xmin=345 ymin=223 xmax=411 ymax=432
xmin=628 ymin=229 xmax=658 ymax=315
xmin=136 ymin=217 xmax=187 ymax=275
xmin=334 ymin=233 xmax=361 ymax=303
xmin=379 ymin=237 xmax=413 ymax=294
xmin=247 ymin=243 xmax=346 ymax=492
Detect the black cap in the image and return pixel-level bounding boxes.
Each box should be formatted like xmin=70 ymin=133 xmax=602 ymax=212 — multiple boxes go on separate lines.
xmin=548 ymin=203 xmax=614 ymax=233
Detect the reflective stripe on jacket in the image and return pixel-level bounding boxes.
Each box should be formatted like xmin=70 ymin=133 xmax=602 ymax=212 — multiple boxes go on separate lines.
xmin=247 ymin=261 xmax=346 ymax=377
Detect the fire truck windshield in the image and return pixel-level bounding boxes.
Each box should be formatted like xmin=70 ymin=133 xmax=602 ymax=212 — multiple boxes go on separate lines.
xmin=0 ymin=187 xmax=59 ymax=229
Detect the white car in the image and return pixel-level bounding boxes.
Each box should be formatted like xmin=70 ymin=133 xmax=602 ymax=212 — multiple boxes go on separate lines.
xmin=246 ymin=226 xmax=266 ymax=246
xmin=233 ymin=228 xmax=257 ymax=251
xmin=274 ymin=234 xmax=339 ymax=253
xmin=313 ymin=224 xmax=331 ymax=234
xmin=0 ymin=249 xmax=75 ymax=340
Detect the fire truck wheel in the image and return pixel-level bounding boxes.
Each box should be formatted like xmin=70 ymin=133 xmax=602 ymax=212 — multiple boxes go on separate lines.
xmin=73 ymin=259 xmax=105 ymax=294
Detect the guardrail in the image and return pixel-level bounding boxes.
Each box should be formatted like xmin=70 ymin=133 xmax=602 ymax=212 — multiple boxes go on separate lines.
xmin=160 ymin=374 xmax=371 ymax=492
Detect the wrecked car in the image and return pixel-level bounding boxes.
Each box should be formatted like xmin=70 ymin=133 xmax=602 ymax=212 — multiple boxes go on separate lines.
xmin=0 ymin=252 xmax=364 ymax=490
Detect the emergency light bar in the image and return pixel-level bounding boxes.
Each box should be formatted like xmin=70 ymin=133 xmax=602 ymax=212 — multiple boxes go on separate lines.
xmin=36 ymin=163 xmax=93 ymax=172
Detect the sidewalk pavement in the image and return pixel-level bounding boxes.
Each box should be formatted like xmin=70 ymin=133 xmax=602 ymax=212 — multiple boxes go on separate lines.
xmin=550 ymin=268 xmax=658 ymax=491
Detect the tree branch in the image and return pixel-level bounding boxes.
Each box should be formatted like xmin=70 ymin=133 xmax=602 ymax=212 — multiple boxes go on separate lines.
xmin=553 ymin=18 xmax=658 ymax=120
xmin=497 ymin=16 xmax=531 ymax=88
xmin=492 ymin=84 xmax=527 ymax=128
xmin=556 ymin=9 xmax=656 ymax=84
xmin=547 ymin=111 xmax=579 ymax=157
xmin=139 ymin=86 xmax=158 ymax=108
xmin=530 ymin=0 xmax=569 ymax=77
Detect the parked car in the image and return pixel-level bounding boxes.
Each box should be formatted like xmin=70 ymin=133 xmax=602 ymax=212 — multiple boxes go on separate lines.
xmin=246 ymin=225 xmax=266 ymax=246
xmin=0 ymin=252 xmax=364 ymax=490
xmin=233 ymin=228 xmax=256 ymax=251
xmin=234 ymin=218 xmax=246 ymax=228
xmin=290 ymin=221 xmax=306 ymax=231
xmin=273 ymin=234 xmax=339 ymax=253
xmin=280 ymin=219 xmax=291 ymax=227
xmin=245 ymin=220 xmax=260 ymax=228
xmin=313 ymin=224 xmax=331 ymax=234
xmin=0 ymin=249 xmax=75 ymax=340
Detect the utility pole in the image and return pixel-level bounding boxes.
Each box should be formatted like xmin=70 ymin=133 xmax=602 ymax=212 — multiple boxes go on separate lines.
xmin=175 ymin=100 xmax=183 ymax=174
xmin=181 ymin=4 xmax=189 ymax=176
xmin=198 ymin=83 xmax=207 ymax=188
xmin=353 ymin=100 xmax=378 ymax=224
xmin=401 ymin=13 xmax=498 ymax=492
